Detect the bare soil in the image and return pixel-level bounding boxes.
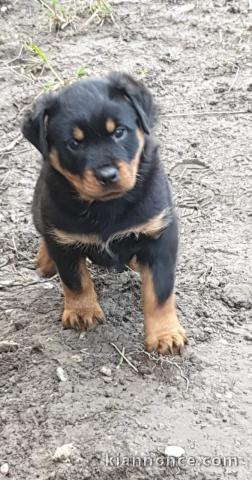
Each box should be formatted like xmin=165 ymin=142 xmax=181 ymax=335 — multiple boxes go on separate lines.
xmin=0 ymin=1 xmax=251 ymax=479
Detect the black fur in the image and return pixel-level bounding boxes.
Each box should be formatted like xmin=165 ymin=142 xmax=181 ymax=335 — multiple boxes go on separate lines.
xmin=22 ymin=73 xmax=178 ymax=305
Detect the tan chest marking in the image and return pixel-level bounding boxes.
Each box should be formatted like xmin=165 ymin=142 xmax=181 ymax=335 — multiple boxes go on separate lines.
xmin=51 ymin=207 xmax=172 ymax=249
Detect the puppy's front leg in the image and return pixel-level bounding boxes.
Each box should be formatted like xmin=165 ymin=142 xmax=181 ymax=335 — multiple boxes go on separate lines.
xmin=44 ymin=237 xmax=104 ymax=330
xmin=137 ymin=226 xmax=187 ymax=354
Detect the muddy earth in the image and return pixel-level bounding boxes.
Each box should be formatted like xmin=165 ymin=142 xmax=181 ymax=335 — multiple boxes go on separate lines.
xmin=0 ymin=1 xmax=251 ymax=479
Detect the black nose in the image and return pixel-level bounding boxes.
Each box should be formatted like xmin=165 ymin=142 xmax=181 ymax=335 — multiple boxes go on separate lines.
xmin=95 ymin=166 xmax=118 ymax=184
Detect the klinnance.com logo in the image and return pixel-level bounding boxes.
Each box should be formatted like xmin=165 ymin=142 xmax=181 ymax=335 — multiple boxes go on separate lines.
xmin=104 ymin=453 xmax=240 ymax=468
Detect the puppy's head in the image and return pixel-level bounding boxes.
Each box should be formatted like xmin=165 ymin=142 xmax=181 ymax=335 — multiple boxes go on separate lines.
xmin=22 ymin=73 xmax=154 ymax=202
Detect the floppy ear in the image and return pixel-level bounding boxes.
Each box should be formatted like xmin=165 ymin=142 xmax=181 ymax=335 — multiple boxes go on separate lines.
xmin=21 ymin=92 xmax=56 ymax=156
xmin=107 ymin=73 xmax=154 ymax=134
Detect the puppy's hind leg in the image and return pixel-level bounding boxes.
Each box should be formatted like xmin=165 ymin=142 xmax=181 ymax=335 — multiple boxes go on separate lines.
xmin=36 ymin=239 xmax=57 ymax=278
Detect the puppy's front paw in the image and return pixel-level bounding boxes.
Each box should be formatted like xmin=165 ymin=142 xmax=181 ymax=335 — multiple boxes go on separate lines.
xmin=62 ymin=304 xmax=104 ymax=330
xmin=145 ymin=323 xmax=187 ymax=355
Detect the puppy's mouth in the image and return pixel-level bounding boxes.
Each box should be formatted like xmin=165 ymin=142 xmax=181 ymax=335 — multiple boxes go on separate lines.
xmin=90 ymin=179 xmax=134 ymax=201
xmin=98 ymin=189 xmax=125 ymax=201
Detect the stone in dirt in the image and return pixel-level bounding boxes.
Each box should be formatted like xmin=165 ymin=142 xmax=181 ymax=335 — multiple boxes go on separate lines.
xmin=100 ymin=366 xmax=112 ymax=377
xmin=56 ymin=366 xmax=68 ymax=382
xmin=222 ymin=284 xmax=252 ymax=309
xmin=53 ymin=444 xmax=75 ymax=462
xmin=0 ymin=463 xmax=9 ymax=475
xmin=164 ymin=446 xmax=185 ymax=457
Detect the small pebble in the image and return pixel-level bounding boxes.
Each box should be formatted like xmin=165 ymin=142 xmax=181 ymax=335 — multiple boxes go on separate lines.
xmin=71 ymin=354 xmax=82 ymax=362
xmin=203 ymin=327 xmax=212 ymax=334
xmin=165 ymin=446 xmax=185 ymax=458
xmin=222 ymin=284 xmax=252 ymax=309
xmin=56 ymin=367 xmax=67 ymax=382
xmin=225 ymin=392 xmax=233 ymax=399
xmin=100 ymin=366 xmax=112 ymax=377
xmin=53 ymin=443 xmax=75 ymax=461
xmin=0 ymin=463 xmax=9 ymax=475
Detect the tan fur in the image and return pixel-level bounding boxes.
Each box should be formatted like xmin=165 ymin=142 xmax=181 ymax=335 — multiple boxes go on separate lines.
xmin=49 ymin=128 xmax=145 ymax=202
xmin=52 ymin=208 xmax=171 ymax=250
xmin=73 ymin=126 xmax=85 ymax=141
xmin=128 ymin=255 xmax=139 ymax=272
xmin=140 ymin=266 xmax=187 ymax=354
xmin=105 ymin=118 xmax=116 ymax=133
xmin=111 ymin=209 xmax=171 ymax=242
xmin=52 ymin=229 xmax=101 ymax=247
xmin=36 ymin=239 xmax=56 ymax=278
xmin=116 ymin=128 xmax=144 ymax=191
xmin=62 ymin=259 xmax=104 ymax=330
xmin=137 ymin=211 xmax=168 ymax=237
xmin=49 ymin=149 xmax=105 ymax=201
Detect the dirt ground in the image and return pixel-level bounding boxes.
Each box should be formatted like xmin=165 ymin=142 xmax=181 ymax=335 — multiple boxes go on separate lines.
xmin=0 ymin=0 xmax=252 ymax=479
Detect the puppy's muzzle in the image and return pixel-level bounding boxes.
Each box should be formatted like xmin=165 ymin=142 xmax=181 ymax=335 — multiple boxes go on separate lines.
xmin=94 ymin=166 xmax=119 ymax=185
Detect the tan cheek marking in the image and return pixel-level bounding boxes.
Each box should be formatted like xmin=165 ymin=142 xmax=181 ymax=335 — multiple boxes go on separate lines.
xmin=116 ymin=127 xmax=145 ymax=191
xmin=83 ymin=170 xmax=105 ymax=198
xmin=49 ymin=148 xmax=88 ymax=197
xmin=106 ymin=118 xmax=116 ymax=133
xmin=49 ymin=127 xmax=144 ymax=200
xmin=140 ymin=266 xmax=187 ymax=354
xmin=49 ymin=147 xmax=63 ymax=172
xmin=73 ymin=127 xmax=85 ymax=141
xmin=49 ymin=148 xmax=105 ymax=201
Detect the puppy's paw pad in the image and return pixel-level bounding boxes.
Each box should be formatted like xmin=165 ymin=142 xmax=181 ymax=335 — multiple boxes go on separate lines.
xmin=145 ymin=326 xmax=187 ymax=355
xmin=62 ymin=306 xmax=104 ymax=331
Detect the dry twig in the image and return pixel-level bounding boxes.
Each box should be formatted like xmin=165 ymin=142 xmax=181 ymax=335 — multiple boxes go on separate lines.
xmin=142 ymin=349 xmax=190 ymax=392
xmin=111 ymin=343 xmax=138 ymax=372
xmin=162 ymin=110 xmax=250 ymax=119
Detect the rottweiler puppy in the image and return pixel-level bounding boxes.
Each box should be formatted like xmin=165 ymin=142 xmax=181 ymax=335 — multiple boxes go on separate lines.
xmin=22 ymin=73 xmax=187 ymax=354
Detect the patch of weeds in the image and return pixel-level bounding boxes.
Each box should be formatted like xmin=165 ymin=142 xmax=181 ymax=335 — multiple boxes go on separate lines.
xmin=39 ymin=0 xmax=77 ymax=31
xmin=87 ymin=0 xmax=115 ymax=26
xmin=75 ymin=66 xmax=86 ymax=79
xmin=25 ymin=42 xmax=64 ymax=86
xmin=135 ymin=67 xmax=149 ymax=80
xmin=25 ymin=42 xmax=87 ymax=91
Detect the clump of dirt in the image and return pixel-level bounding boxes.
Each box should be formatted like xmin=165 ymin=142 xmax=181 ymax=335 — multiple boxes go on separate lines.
xmin=0 ymin=1 xmax=251 ymax=479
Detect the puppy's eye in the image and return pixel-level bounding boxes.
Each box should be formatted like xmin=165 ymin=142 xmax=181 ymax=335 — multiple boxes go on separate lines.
xmin=113 ymin=126 xmax=127 ymax=140
xmin=67 ymin=138 xmax=80 ymax=151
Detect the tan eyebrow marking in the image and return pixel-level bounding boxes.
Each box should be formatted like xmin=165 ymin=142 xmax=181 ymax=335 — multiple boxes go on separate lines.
xmin=73 ymin=126 xmax=85 ymax=141
xmin=105 ymin=118 xmax=116 ymax=133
